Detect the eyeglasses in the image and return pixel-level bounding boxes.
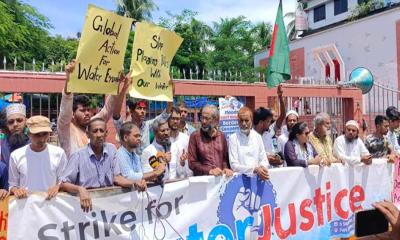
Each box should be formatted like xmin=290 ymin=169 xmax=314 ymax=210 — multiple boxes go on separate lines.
xmin=200 ymin=116 xmax=213 ymax=121
xmin=7 ymin=118 xmax=24 ymax=125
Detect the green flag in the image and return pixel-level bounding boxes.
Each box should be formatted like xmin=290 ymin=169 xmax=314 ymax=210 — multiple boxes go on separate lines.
xmin=266 ymin=0 xmax=291 ymax=88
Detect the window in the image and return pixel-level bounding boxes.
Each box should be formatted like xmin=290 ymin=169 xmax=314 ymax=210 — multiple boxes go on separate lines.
xmin=314 ymin=4 xmax=326 ymax=22
xmin=334 ymin=0 xmax=348 ymax=15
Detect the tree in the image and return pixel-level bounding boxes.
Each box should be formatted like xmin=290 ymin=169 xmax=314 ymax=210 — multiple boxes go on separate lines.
xmin=284 ymin=11 xmax=296 ymax=40
xmin=45 ymin=35 xmax=79 ymax=71
xmin=209 ymin=16 xmax=260 ymax=82
xmin=159 ymin=10 xmax=212 ymax=79
xmin=251 ymin=21 xmax=272 ymax=52
xmin=115 ymin=0 xmax=158 ymax=21
xmin=0 ymin=0 xmax=52 ymax=67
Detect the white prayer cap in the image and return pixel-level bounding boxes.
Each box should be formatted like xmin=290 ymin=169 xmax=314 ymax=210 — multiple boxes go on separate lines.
xmin=286 ymin=110 xmax=299 ymax=118
xmin=6 ymin=103 xmax=26 ymax=118
xmin=345 ymin=120 xmax=359 ymax=130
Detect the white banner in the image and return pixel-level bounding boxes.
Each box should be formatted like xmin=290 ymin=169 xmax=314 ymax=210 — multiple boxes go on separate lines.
xmin=8 ymin=162 xmax=392 ymax=240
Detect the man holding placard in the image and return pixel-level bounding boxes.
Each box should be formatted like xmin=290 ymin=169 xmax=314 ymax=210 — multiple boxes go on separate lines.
xmin=67 ymin=5 xmax=133 ymax=95
xmin=110 ymin=21 xmax=184 ymax=154
xmin=58 ymin=61 xmax=116 ymax=157
xmin=129 ymin=22 xmax=183 ymax=102
xmin=58 ymin=5 xmax=134 ymax=157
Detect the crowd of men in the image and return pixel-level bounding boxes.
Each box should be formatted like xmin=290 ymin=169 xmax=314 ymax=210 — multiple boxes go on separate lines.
xmin=0 ymin=60 xmax=399 ymax=213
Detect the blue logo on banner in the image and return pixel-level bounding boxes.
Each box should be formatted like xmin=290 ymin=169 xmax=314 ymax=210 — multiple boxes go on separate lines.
xmin=217 ymin=175 xmax=277 ymax=238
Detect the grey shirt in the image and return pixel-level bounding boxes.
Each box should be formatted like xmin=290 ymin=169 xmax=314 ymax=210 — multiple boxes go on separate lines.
xmin=62 ymin=143 xmax=120 ymax=188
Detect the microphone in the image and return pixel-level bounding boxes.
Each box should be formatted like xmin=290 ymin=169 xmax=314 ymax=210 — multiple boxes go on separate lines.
xmin=149 ymin=154 xmax=165 ymax=186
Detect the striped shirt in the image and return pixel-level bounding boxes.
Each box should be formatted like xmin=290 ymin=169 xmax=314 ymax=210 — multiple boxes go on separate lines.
xmin=116 ymin=146 xmax=143 ymax=181
xmin=62 ymin=143 xmax=120 ymax=188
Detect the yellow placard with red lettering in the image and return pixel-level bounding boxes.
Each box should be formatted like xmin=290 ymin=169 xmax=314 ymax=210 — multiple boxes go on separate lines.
xmin=129 ymin=22 xmax=183 ymax=102
xmin=0 ymin=197 xmax=8 ymax=240
xmin=68 ymin=4 xmax=133 ymax=95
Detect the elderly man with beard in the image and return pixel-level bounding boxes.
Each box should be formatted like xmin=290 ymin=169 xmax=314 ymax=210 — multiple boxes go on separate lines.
xmin=229 ymin=107 xmax=269 ymax=180
xmin=333 ymin=120 xmax=372 ymax=166
xmin=188 ymin=105 xmax=233 ymax=177
xmin=140 ymin=118 xmax=173 ymax=181
xmin=308 ymin=112 xmax=340 ymax=164
xmin=0 ymin=104 xmax=29 ymax=168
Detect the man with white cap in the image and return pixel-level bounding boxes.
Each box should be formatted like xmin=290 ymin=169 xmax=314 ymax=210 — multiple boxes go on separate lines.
xmin=0 ymin=103 xmax=30 ymax=168
xmin=9 ymin=116 xmax=68 ymax=199
xmin=277 ymin=110 xmax=299 ymax=153
xmin=333 ymin=120 xmax=372 ymax=165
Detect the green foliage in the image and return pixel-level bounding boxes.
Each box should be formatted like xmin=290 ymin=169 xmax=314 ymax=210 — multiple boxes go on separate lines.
xmin=159 ymin=10 xmax=272 ymax=82
xmin=159 ymin=10 xmax=212 ymax=79
xmin=115 ymin=0 xmax=158 ymax=21
xmin=208 ymin=16 xmax=271 ymax=82
xmin=350 ymin=0 xmax=385 ymax=21
xmin=0 ymin=0 xmax=79 ymax=70
xmin=1 ymin=0 xmax=273 ymax=82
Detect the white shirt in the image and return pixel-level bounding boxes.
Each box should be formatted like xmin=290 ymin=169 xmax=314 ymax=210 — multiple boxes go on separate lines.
xmin=229 ymin=129 xmax=269 ymax=176
xmin=9 ymin=144 xmax=68 ymax=191
xmin=387 ymin=130 xmax=400 ymax=154
xmin=141 ymin=139 xmax=190 ymax=180
xmin=277 ymin=131 xmax=289 ymax=153
xmin=262 ymin=123 xmax=278 ymax=154
xmin=170 ymin=132 xmax=193 ymax=178
xmin=333 ymin=135 xmax=370 ymax=166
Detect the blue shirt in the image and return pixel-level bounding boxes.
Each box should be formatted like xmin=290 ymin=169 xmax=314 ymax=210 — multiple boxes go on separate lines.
xmin=0 ymin=161 xmax=8 ymax=190
xmin=116 ymin=146 xmax=143 ymax=181
xmin=62 ymin=143 xmax=121 ymax=188
xmin=0 ymin=136 xmax=30 ymax=168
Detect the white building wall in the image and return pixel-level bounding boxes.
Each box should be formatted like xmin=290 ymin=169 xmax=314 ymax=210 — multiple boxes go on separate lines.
xmin=308 ymin=0 xmax=358 ymax=30
xmin=254 ymin=7 xmax=400 ymax=113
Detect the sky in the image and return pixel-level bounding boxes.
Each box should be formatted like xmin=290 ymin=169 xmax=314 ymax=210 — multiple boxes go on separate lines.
xmin=26 ymin=0 xmax=297 ymax=37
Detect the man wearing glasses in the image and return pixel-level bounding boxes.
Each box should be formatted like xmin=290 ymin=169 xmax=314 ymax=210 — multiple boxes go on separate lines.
xmin=188 ymin=105 xmax=233 ymax=177
xmin=0 ymin=103 xmax=30 ymax=168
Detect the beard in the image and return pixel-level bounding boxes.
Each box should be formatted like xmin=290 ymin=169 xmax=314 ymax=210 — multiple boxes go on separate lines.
xmin=240 ymin=128 xmax=251 ymax=135
xmin=158 ymin=138 xmax=171 ymax=151
xmin=201 ymin=124 xmax=213 ymax=133
xmin=8 ymin=132 xmax=29 ymax=151
xmin=345 ymin=135 xmax=356 ymax=143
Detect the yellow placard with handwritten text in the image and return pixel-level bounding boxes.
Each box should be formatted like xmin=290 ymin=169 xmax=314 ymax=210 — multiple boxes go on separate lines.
xmin=129 ymin=22 xmax=183 ymax=102
xmin=68 ymin=4 xmax=133 ymax=95
xmin=0 ymin=197 xmax=8 ymax=239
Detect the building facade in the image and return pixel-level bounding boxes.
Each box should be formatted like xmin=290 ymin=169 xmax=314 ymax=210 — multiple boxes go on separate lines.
xmin=255 ymin=3 xmax=400 ymax=117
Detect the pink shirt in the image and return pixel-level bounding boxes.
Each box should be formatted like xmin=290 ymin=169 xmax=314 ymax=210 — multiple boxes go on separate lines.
xmin=57 ymin=91 xmax=114 ymax=158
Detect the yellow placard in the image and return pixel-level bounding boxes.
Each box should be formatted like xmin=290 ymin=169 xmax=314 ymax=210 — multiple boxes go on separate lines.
xmin=0 ymin=197 xmax=8 ymax=240
xmin=129 ymin=22 xmax=183 ymax=102
xmin=68 ymin=5 xmax=133 ymax=95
